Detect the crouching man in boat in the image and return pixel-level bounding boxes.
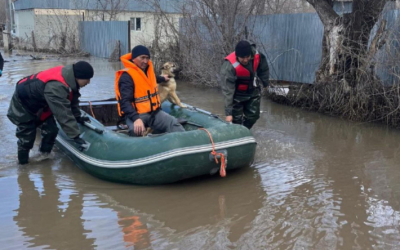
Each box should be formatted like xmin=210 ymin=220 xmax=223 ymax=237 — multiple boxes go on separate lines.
xmin=7 ymin=61 xmax=95 ymax=165
xmin=220 ymin=40 xmax=269 ymax=129
xmin=115 ymin=45 xmax=185 ymax=136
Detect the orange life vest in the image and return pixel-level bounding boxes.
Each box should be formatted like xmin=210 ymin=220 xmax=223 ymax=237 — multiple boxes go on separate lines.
xmin=115 ymin=53 xmax=161 ymax=116
xmin=225 ymin=51 xmax=260 ymax=92
xmin=17 ymin=66 xmax=73 ymax=121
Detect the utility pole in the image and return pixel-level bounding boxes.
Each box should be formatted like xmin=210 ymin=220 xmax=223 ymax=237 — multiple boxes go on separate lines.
xmin=5 ymin=0 xmax=13 ymax=50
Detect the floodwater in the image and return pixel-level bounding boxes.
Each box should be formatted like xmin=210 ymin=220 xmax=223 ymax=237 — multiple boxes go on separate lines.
xmin=1 ymin=50 xmax=400 ymax=250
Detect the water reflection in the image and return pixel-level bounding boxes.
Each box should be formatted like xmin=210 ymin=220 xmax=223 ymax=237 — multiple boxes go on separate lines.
xmin=252 ymin=100 xmax=400 ymax=249
xmin=14 ymin=166 xmax=95 ymax=249
xmin=117 ymin=214 xmax=151 ymax=249
xmin=311 ymin=119 xmax=400 ymax=248
xmin=81 ymin=168 xmax=264 ymax=249
xmin=12 ymin=161 xmax=264 ymax=249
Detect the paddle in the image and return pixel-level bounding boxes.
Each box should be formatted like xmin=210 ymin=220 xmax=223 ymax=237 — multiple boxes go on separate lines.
xmin=83 ymin=121 xmax=104 ymax=134
xmin=177 ymin=118 xmax=203 ymax=128
xmin=184 ymin=104 xmax=223 ymax=120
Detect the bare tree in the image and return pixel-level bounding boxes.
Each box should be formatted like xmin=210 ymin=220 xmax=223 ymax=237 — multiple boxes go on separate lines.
xmin=31 ymin=8 xmax=84 ymax=54
xmin=0 ymin=0 xmax=6 ymax=26
xmin=140 ymin=0 xmax=270 ymax=86
xmin=0 ymin=0 xmax=7 ymax=46
xmin=266 ymin=1 xmax=400 ymax=128
xmin=306 ymin=0 xmax=395 ymax=86
xmin=138 ymin=0 xmax=315 ymax=86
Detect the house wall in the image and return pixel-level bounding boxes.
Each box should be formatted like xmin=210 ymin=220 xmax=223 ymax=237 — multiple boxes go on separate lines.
xmin=127 ymin=12 xmax=181 ymax=49
xmin=14 ymin=8 xmax=84 ymax=51
xmin=33 ymin=9 xmax=84 ymax=50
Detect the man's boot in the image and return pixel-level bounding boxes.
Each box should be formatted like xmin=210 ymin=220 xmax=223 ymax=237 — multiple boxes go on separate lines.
xmin=37 ymin=141 xmax=54 ymax=161
xmin=39 ymin=141 xmax=54 ymax=154
xmin=18 ymin=150 xmax=29 ymax=165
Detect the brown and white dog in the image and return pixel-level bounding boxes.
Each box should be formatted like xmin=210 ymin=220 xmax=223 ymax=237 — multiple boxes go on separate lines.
xmin=143 ymin=62 xmax=186 ymax=136
xmin=158 ymin=62 xmax=186 ymax=108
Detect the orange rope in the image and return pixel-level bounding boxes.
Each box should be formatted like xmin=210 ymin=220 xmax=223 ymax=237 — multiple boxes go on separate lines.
xmin=89 ymin=101 xmax=96 ymax=119
xmin=199 ymin=128 xmax=226 ymax=177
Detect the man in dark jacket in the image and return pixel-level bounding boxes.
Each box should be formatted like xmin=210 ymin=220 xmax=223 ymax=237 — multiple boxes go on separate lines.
xmin=0 ymin=51 xmax=4 ymax=77
xmin=220 ymin=40 xmax=269 ymax=129
xmin=7 ymin=61 xmax=94 ymax=164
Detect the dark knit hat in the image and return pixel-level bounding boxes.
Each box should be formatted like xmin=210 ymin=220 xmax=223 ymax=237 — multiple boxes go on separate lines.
xmin=131 ymin=45 xmax=150 ymax=59
xmin=73 ymin=61 xmax=94 ymax=79
xmin=235 ymin=40 xmax=252 ymax=57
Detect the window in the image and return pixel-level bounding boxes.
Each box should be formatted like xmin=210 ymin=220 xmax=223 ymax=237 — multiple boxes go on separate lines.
xmin=130 ymin=18 xmax=141 ymax=31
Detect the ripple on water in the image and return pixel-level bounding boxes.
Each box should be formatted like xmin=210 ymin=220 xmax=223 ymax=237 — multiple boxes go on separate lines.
xmin=251 ymin=160 xmax=347 ymax=249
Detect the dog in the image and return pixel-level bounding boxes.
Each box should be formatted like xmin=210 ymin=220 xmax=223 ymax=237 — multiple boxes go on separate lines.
xmin=158 ymin=62 xmax=186 ymax=108
xmin=143 ymin=62 xmax=186 ymax=136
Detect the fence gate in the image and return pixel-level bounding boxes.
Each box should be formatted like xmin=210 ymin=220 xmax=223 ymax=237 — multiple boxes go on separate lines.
xmin=79 ymin=21 xmax=130 ymax=59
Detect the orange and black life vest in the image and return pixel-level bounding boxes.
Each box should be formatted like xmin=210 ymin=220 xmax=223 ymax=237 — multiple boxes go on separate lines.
xmin=17 ymin=66 xmax=73 ymax=121
xmin=225 ymin=51 xmax=260 ymax=92
xmin=115 ymin=58 xmax=161 ymax=116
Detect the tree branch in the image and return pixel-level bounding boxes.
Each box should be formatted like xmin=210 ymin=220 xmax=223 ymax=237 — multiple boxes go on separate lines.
xmin=368 ymin=19 xmax=387 ymax=59
xmin=305 ymin=0 xmax=339 ymax=28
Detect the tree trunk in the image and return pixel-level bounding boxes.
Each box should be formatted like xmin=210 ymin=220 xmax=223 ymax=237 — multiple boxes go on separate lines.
xmin=31 ymin=31 xmax=37 ymax=52
xmin=109 ymin=40 xmax=121 ymax=62
xmin=307 ymin=0 xmax=391 ymax=86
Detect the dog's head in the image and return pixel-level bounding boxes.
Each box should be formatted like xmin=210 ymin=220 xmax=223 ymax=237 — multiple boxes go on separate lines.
xmin=161 ymin=62 xmax=177 ymax=76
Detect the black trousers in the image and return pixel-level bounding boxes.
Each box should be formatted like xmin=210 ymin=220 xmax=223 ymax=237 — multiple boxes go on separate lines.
xmin=232 ymin=88 xmax=261 ymax=129
xmin=16 ymin=116 xmax=59 ymax=153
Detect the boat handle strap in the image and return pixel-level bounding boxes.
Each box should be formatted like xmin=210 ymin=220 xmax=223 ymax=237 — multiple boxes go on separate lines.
xmin=199 ymin=128 xmax=227 ymax=177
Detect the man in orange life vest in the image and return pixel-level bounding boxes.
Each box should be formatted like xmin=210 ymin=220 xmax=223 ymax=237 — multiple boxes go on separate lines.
xmin=115 ymin=45 xmax=184 ymax=136
xmin=7 ymin=61 xmax=94 ymax=165
xmin=220 ymin=40 xmax=269 ymax=129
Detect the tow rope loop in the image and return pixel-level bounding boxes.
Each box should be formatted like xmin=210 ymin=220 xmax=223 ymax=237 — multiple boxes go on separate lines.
xmin=89 ymin=101 xmax=96 ymax=119
xmin=199 ymin=128 xmax=226 ymax=177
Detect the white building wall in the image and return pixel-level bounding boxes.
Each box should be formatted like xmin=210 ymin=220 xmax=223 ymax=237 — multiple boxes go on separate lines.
xmin=33 ymin=9 xmax=84 ymax=50
xmin=14 ymin=9 xmax=84 ymax=51
xmin=129 ymin=13 xmax=181 ymax=49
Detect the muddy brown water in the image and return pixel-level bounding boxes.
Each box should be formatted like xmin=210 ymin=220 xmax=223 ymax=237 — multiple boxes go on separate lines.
xmin=0 ymin=51 xmax=399 ymax=250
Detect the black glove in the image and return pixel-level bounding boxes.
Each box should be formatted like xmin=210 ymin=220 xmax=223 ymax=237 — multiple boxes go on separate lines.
xmin=76 ymin=116 xmax=91 ymax=124
xmin=74 ymin=136 xmax=89 ymax=151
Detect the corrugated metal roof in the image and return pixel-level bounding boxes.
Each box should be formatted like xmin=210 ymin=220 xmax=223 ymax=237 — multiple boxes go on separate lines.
xmin=14 ymin=0 xmax=184 ymax=13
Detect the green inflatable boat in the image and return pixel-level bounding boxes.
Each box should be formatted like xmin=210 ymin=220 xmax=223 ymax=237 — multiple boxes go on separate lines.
xmin=55 ymin=99 xmax=257 ymax=185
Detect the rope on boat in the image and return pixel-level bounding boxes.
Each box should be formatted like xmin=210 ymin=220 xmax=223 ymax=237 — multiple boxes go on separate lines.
xmin=89 ymin=101 xmax=96 ymax=119
xmin=199 ymin=128 xmax=226 ymax=177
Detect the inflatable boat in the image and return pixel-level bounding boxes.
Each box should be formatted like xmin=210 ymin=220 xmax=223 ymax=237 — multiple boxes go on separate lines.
xmin=55 ymin=99 xmax=257 ymax=185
